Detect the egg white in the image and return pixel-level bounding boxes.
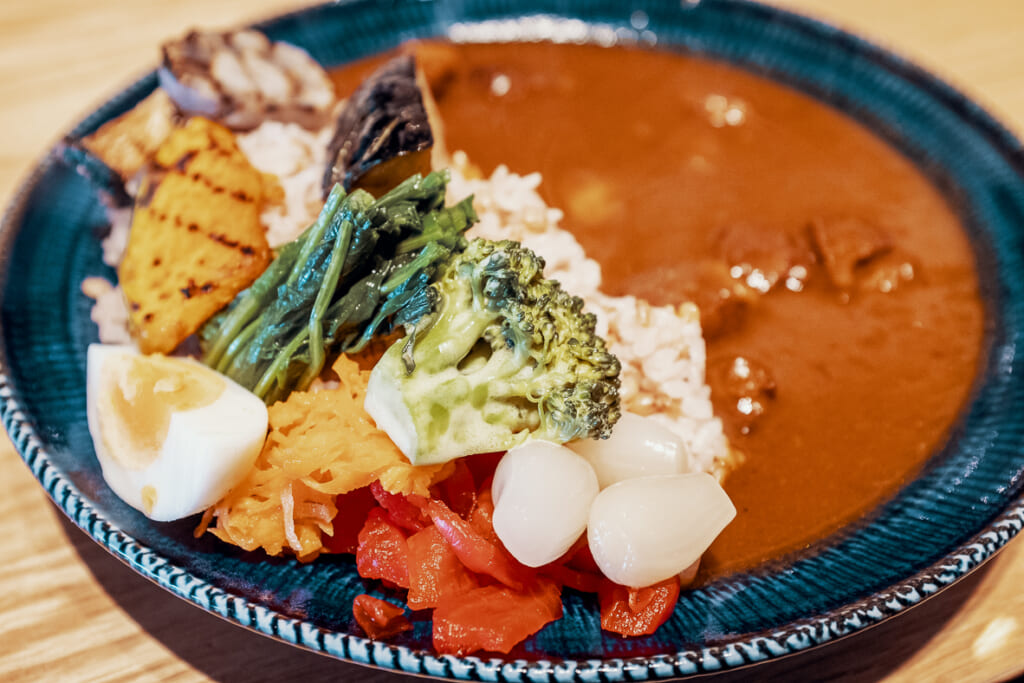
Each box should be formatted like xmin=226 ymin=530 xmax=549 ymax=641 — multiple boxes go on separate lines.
xmin=86 ymin=344 xmax=268 ymax=521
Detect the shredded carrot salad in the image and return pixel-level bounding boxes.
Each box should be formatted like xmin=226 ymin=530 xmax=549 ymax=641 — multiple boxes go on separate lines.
xmin=197 ymin=354 xmax=453 ymax=561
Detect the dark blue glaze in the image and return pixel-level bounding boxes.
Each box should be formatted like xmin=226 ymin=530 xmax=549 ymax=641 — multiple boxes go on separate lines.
xmin=3 ymin=1 xmax=1024 ymax=679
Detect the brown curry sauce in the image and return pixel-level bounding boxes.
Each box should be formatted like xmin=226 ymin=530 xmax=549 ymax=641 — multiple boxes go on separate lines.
xmin=330 ymin=42 xmax=985 ymax=578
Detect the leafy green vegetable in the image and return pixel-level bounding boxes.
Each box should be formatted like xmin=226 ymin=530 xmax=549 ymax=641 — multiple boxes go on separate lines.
xmin=200 ymin=170 xmax=476 ymax=404
xmin=364 ymin=238 xmax=621 ymax=465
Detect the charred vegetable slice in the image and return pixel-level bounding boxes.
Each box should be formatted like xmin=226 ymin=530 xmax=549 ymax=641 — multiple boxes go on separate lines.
xmin=159 ymin=29 xmax=335 ymax=131
xmin=119 ymin=117 xmax=272 ymax=354
xmin=78 ymin=90 xmax=180 ymax=188
xmin=322 ymin=55 xmax=441 ymax=198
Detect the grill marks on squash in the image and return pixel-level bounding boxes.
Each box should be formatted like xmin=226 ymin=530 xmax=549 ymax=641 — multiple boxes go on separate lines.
xmin=119 ymin=117 xmax=273 ymax=354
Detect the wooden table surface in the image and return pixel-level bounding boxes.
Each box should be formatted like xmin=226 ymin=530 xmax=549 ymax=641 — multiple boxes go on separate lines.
xmin=2 ymin=1 xmax=1024 ymax=681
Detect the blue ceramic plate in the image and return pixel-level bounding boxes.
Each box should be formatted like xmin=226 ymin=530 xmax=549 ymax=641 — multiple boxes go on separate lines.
xmin=3 ymin=0 xmax=1024 ymax=679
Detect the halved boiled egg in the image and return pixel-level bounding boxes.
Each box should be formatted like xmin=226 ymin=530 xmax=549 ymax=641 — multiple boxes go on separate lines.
xmin=85 ymin=344 xmax=268 ymax=521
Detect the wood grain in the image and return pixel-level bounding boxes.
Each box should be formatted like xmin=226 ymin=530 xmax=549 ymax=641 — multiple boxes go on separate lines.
xmin=2 ymin=1 xmax=1023 ymax=681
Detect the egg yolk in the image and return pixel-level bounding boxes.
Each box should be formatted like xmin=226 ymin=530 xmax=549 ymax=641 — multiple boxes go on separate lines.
xmin=98 ymin=354 xmax=226 ymax=469
xmin=141 ymin=485 xmax=158 ymax=515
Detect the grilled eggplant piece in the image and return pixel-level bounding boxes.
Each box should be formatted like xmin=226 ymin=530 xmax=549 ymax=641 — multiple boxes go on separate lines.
xmin=159 ymin=29 xmax=335 ymax=131
xmin=322 ymin=55 xmax=444 ymax=198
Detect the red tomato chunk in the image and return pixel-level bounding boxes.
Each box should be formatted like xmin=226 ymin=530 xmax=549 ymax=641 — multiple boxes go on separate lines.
xmin=356 ymin=508 xmax=410 ymax=589
xmin=342 ymin=459 xmax=683 ymax=654
xmin=432 ymin=579 xmax=563 ymax=655
xmin=599 ymin=578 xmax=680 ymax=637
xmin=324 ymin=486 xmax=376 ymax=555
xmin=370 ymin=481 xmax=430 ymax=532
xmin=353 ymin=594 xmax=412 ymax=640
xmin=406 ymin=524 xmax=479 ymax=610
xmin=418 ymin=496 xmax=533 ymax=591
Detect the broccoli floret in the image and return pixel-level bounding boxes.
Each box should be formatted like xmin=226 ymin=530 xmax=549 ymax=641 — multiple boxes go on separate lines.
xmin=365 ymin=238 xmax=621 ymax=464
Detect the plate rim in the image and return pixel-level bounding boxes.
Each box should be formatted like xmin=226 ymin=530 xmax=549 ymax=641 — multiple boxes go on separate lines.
xmin=2 ymin=0 xmax=1024 ymax=679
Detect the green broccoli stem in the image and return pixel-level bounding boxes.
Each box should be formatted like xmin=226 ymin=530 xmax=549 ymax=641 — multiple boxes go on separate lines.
xmin=413 ymin=297 xmax=499 ymax=373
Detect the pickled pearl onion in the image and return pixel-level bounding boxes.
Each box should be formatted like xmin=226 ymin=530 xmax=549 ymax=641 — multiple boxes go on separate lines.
xmin=587 ymin=472 xmax=735 ymax=588
xmin=491 ymin=440 xmax=599 ymax=568
xmin=569 ymin=412 xmax=692 ymax=489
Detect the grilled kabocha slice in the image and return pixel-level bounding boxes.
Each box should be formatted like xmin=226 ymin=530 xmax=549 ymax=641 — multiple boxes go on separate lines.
xmin=119 ymin=116 xmax=274 ymax=354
